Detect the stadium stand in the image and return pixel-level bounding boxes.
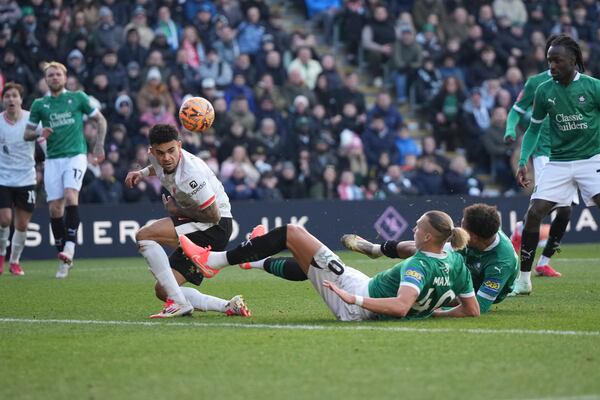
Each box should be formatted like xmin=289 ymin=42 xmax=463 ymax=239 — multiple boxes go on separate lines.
xmin=1 ymin=0 xmax=599 ymax=204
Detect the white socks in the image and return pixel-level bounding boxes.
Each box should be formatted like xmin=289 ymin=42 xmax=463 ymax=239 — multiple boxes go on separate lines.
xmin=518 ymin=271 xmax=531 ymax=283
xmin=138 ymin=240 xmax=188 ymax=305
xmin=9 ymin=230 xmax=27 ymax=264
xmin=207 ymin=251 xmax=230 ymax=270
xmin=0 ymin=226 xmax=9 ymax=256
xmin=247 ymin=259 xmax=266 ymax=269
xmin=537 ymin=255 xmax=551 ymax=266
xmin=371 ymin=244 xmax=383 ymax=257
xmin=63 ymin=241 xmax=76 ymax=258
xmin=180 ymin=287 xmax=227 ymax=312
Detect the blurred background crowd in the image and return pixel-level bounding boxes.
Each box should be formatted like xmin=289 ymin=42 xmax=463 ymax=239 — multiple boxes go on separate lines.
xmin=1 ymin=0 xmax=599 ymax=204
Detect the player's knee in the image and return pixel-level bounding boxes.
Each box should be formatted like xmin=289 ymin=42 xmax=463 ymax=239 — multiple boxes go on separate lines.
xmin=0 ymin=215 xmax=11 ymax=227
xmin=287 ymin=224 xmax=307 ymax=240
xmin=135 ymin=227 xmax=151 ymax=242
xmin=555 ymin=206 xmax=572 ymax=220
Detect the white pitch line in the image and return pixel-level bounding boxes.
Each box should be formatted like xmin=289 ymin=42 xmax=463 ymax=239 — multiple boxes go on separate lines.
xmin=521 ymin=395 xmax=600 ymax=400
xmin=0 ymin=318 xmax=599 ymax=337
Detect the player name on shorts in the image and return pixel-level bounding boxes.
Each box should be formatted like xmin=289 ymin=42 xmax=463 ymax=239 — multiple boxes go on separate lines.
xmin=48 ymin=111 xmax=75 ymax=128
xmin=554 ymin=113 xmax=588 ymax=131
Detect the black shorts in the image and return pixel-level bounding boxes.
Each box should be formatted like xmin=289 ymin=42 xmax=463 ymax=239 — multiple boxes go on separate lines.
xmin=169 ymin=217 xmax=232 ymax=285
xmin=0 ymin=185 xmax=36 ymax=213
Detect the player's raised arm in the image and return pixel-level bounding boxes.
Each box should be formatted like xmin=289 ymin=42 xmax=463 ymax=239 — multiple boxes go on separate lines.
xmin=89 ymin=110 xmax=107 ymax=163
xmin=125 ymin=165 xmax=156 ymax=188
xmin=162 ymin=193 xmax=221 ymax=224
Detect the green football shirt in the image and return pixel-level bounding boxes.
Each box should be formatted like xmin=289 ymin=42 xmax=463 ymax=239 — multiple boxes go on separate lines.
xmin=457 ymin=231 xmax=519 ymax=313
xmin=29 ymin=90 xmax=96 ymax=159
xmin=368 ymin=250 xmax=474 ymax=320
xmin=510 ymin=70 xmax=552 ymax=157
xmin=529 ymin=72 xmax=600 ymax=162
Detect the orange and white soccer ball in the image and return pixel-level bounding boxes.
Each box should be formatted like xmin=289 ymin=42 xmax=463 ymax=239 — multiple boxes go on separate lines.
xmin=179 ymin=96 xmax=215 ymax=133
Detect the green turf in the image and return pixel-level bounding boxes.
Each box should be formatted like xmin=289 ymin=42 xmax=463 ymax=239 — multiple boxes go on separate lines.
xmin=1 ymin=245 xmax=600 ymax=400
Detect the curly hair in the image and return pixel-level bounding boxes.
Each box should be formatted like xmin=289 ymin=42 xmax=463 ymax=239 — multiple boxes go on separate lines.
xmin=462 ymin=203 xmax=500 ymax=240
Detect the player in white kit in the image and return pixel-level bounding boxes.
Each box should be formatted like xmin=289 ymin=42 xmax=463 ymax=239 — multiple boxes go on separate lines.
xmin=124 ymin=124 xmax=250 ymax=318
xmin=0 ymin=83 xmax=42 ymax=275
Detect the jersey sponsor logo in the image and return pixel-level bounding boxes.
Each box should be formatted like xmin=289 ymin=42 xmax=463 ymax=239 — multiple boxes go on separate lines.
xmin=189 ymin=180 xmax=198 ymax=189
xmin=433 ymin=276 xmax=450 ymax=286
xmin=404 ymin=268 xmax=424 ymax=286
xmin=189 ymin=181 xmax=207 ymax=196
xmin=480 ymin=278 xmax=501 ymax=296
xmin=555 ymin=113 xmax=588 ymax=132
xmin=48 ymin=111 xmax=75 ymax=128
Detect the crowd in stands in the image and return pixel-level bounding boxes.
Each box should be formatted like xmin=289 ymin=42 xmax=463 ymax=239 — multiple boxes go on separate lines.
xmin=1 ymin=0 xmax=599 ymax=204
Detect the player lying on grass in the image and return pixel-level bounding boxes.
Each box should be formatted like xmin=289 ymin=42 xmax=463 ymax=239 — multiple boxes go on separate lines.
xmin=513 ymin=34 xmax=600 ymax=295
xmin=180 ymin=210 xmax=480 ymax=320
xmin=341 ymin=203 xmax=518 ymax=313
xmin=124 ymin=124 xmax=250 ymax=318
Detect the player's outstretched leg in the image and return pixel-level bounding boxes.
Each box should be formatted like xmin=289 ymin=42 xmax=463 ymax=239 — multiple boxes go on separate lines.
xmin=512 ymin=199 xmax=556 ymax=295
xmin=535 ymin=206 xmax=570 ymax=277
xmin=341 ymin=234 xmax=383 ymax=259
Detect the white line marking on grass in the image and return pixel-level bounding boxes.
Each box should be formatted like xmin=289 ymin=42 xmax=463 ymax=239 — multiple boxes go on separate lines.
xmin=521 ymin=395 xmax=600 ymax=400
xmin=1 ymin=318 xmax=599 ymax=337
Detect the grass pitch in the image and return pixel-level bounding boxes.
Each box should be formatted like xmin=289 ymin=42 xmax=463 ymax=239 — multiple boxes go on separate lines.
xmin=1 ymin=244 xmax=599 ymax=400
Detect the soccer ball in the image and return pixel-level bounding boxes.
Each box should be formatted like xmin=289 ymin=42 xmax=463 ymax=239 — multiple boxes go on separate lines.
xmin=179 ymin=97 xmax=215 ymax=133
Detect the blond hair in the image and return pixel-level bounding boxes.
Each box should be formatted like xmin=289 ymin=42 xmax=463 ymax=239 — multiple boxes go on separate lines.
xmin=42 ymin=61 xmax=67 ymax=76
xmin=424 ymin=210 xmax=470 ymax=250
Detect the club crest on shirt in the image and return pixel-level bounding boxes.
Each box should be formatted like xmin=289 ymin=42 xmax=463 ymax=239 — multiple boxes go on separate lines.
xmin=578 ymin=95 xmax=586 ymax=103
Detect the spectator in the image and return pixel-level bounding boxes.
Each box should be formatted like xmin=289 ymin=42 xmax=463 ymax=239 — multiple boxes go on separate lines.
xmin=429 ymin=76 xmax=466 ymax=151
xmin=364 ymin=178 xmax=385 ymax=199
xmin=415 ymin=23 xmax=443 ymax=61
xmin=136 ymin=66 xmax=175 ymax=115
xmin=218 ymin=121 xmax=254 ymax=162
xmin=193 ymin=4 xmax=218 ymax=45
xmin=92 ymin=49 xmax=129 ymax=93
xmin=282 ymin=70 xmax=316 ymax=107
xmin=0 ymin=1 xmax=21 ymax=28
xmin=525 ymin=5 xmax=551 ymax=37
xmin=381 ymin=164 xmax=418 ymax=197
xmin=93 ymin=6 xmax=123 ymax=56
xmin=255 ymin=117 xmax=283 ymax=164
xmin=572 ymin=3 xmax=592 ymax=42
xmin=118 ymin=28 xmax=148 ymax=68
xmin=338 ymin=0 xmax=367 ymax=64
xmin=83 ymin=161 xmax=124 ymax=204
xmin=1 ymin=49 xmax=35 ymax=98
xmin=391 ymin=27 xmax=422 ymax=104
xmin=232 ymin=53 xmax=257 ymax=87
xmin=220 ymin=145 xmax=260 ymax=184
xmin=413 ymin=156 xmax=444 ymax=195
xmin=139 ymin=97 xmax=177 ymax=127
xmin=362 ymin=114 xmax=397 ymax=167
xmin=482 ymin=107 xmax=515 ymax=191
xmin=308 ymin=0 xmax=341 ymax=45
xmin=227 ymin=95 xmax=256 ymax=134
xmin=223 ymin=165 xmax=257 ymax=200
xmin=443 ymin=155 xmax=483 ymax=196
xmin=224 ymin=73 xmax=256 ymax=113
xmin=338 ymin=131 xmax=367 ymax=184
xmin=142 ymin=50 xmax=173 ymax=85
xmin=287 ymin=46 xmax=323 ymax=91
xmin=210 ymin=97 xmax=234 ymax=138
xmin=124 ymin=6 xmax=154 ymax=48
xmin=361 ymin=5 xmax=396 ymax=81
xmin=443 ymin=7 xmax=469 ymax=44
xmin=496 ymin=22 xmax=530 ymax=67
xmin=254 ymin=74 xmax=287 ymax=112
xmin=167 ymin=74 xmax=185 ymax=110
xmin=550 ymin=13 xmax=579 ymax=41
xmin=126 ymin=61 xmax=144 ymax=93
xmin=366 ymin=92 xmax=403 ymax=131
xmin=334 ymin=72 xmax=366 ymax=116
xmin=217 ymin=0 xmax=243 ymax=28
xmin=502 ymin=67 xmax=524 ymax=103
xmin=319 ymin=53 xmax=343 ymax=91
xmin=199 ymin=47 xmax=233 ymax=89
xmin=277 ymin=162 xmax=307 ymax=199
xmin=412 ymin=0 xmax=447 ymax=31
xmin=467 ymin=46 xmax=504 ymax=89
xmin=112 ymin=94 xmax=138 ymax=137
xmin=213 ymin=25 xmax=240 ymax=67
xmin=155 ymin=6 xmax=180 ymax=51
xmin=314 ymin=74 xmax=338 ymax=117
xmin=309 ymin=164 xmax=338 ymax=200
xmin=462 ymin=87 xmax=491 ymax=167
xmin=256 ymin=171 xmax=283 ymax=201
xmin=337 ymin=170 xmax=364 ymax=200
xmin=412 ymin=56 xmax=442 ymax=106
xmin=493 ymin=0 xmax=528 ymax=26
xmin=394 ymin=125 xmax=421 ymax=166
xmin=237 ymin=6 xmax=265 ymax=56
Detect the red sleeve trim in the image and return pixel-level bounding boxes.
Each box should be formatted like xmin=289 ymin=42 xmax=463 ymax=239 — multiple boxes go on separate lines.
xmin=198 ymin=194 xmax=216 ymax=210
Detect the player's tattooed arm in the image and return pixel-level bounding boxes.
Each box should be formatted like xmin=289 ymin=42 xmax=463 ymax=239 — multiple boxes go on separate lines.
xmin=163 ymin=195 xmax=221 ymax=224
xmin=90 ymin=111 xmax=107 ymax=163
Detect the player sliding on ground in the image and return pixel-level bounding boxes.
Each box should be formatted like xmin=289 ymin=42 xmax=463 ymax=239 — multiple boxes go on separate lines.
xmin=513 ymin=34 xmax=600 ymax=295
xmin=124 ymin=124 xmax=250 ymax=318
xmin=504 ymin=34 xmax=576 ymax=279
xmin=341 ymin=203 xmax=518 ymax=313
xmin=180 ymin=211 xmax=480 ymax=320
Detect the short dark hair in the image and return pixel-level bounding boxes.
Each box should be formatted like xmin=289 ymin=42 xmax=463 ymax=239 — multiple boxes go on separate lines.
xmin=149 ymin=124 xmax=179 ymax=145
xmin=462 ymin=203 xmax=500 ymax=240
xmin=2 ymin=82 xmax=24 ymax=98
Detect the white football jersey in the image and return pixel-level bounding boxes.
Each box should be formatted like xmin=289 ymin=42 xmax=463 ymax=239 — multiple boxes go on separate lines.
xmin=0 ymin=110 xmax=40 ymax=187
xmin=150 ymin=148 xmax=232 ymax=229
